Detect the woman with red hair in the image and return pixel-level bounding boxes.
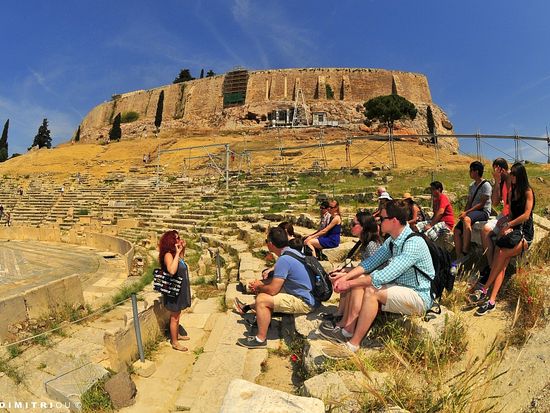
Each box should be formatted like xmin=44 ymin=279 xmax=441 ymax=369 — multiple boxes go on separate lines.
xmin=158 ymin=230 xmax=191 ymax=351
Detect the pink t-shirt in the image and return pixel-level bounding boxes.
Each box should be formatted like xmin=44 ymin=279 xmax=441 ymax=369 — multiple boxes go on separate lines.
xmin=434 ymin=193 xmax=455 ymax=229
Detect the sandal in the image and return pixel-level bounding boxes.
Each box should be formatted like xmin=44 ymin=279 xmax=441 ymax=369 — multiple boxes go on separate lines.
xmin=234 ymin=297 xmax=250 ymax=315
xmin=178 ymin=335 xmax=190 ymax=341
xmin=171 ymin=342 xmax=188 ymax=352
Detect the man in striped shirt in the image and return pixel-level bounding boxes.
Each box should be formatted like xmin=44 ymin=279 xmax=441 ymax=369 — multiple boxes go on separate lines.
xmin=320 ymin=200 xmax=435 ymax=353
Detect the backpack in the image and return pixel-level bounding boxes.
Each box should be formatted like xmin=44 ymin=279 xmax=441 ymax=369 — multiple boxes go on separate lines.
xmin=282 ymin=251 xmax=332 ymax=302
xmin=391 ymin=232 xmax=455 ymax=314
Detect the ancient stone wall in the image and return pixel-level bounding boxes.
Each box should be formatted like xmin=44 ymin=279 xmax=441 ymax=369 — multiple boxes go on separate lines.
xmin=79 ymin=67 xmax=447 ymax=142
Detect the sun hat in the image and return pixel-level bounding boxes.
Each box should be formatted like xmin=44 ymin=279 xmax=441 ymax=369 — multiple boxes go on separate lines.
xmin=402 ymin=192 xmax=413 ymax=200
xmin=378 ymin=192 xmax=392 ymax=200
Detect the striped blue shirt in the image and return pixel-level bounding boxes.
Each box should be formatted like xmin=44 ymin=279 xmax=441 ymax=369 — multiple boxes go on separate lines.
xmin=360 ymin=225 xmax=434 ymax=309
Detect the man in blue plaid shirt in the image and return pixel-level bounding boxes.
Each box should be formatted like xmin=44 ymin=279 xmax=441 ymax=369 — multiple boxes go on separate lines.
xmin=320 ymin=200 xmax=435 ymax=353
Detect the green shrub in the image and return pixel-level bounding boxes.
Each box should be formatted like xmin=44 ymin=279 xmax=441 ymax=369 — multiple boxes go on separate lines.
xmin=81 ymin=379 xmax=113 ymax=412
xmin=120 ymin=111 xmax=139 ymax=123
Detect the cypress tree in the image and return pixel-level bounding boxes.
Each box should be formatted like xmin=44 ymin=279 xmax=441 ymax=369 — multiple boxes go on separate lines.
xmin=155 ymin=91 xmax=164 ymax=130
xmin=200 ymin=68 xmax=204 ymax=79
xmin=109 ymin=113 xmax=122 ymax=141
xmin=74 ymin=125 xmax=81 ymax=142
xmin=0 ymin=119 xmax=8 ymax=162
xmin=31 ymin=119 xmax=52 ymax=149
xmin=426 ymin=105 xmax=435 ymax=135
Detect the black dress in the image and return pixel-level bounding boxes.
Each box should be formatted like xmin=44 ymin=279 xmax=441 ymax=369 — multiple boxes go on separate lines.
xmin=164 ymin=258 xmax=192 ymax=312
xmin=510 ymin=190 xmax=535 ymax=244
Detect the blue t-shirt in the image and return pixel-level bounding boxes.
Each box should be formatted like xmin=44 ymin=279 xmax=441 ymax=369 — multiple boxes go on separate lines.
xmin=273 ymin=247 xmax=317 ymax=307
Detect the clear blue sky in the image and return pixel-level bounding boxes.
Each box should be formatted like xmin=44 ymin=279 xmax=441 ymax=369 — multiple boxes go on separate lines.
xmin=1 ymin=0 xmax=550 ymax=162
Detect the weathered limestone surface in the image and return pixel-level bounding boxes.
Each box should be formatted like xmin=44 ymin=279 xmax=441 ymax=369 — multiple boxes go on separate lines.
xmin=219 ymin=379 xmax=324 ymax=413
xmin=78 ymin=67 xmax=455 ymax=143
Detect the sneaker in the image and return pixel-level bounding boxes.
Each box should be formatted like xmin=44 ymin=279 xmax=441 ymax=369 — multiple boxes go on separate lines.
xmin=468 ymin=289 xmax=487 ymax=304
xmin=318 ymin=325 xmax=348 ymax=344
xmin=236 ymin=336 xmax=266 ymax=349
xmin=475 ymin=301 xmax=496 ymax=316
xmin=319 ymin=320 xmax=338 ymax=333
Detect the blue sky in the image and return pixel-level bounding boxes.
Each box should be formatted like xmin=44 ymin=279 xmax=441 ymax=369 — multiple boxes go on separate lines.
xmin=1 ymin=0 xmax=549 ymax=162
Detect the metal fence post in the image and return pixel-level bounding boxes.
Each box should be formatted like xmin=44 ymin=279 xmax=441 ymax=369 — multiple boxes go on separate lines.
xmin=131 ymin=294 xmax=145 ymax=363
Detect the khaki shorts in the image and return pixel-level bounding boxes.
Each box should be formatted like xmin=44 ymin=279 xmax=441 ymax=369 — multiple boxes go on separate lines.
xmin=381 ymin=285 xmax=425 ymax=315
xmin=273 ymin=293 xmax=312 ymax=314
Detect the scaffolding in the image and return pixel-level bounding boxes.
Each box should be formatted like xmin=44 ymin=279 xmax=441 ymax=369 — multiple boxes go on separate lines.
xmin=223 ymin=68 xmax=249 ymax=108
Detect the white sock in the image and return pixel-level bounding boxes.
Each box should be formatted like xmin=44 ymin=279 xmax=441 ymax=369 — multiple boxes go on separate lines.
xmin=255 ymin=336 xmax=264 ymax=343
xmin=345 ymin=341 xmax=359 ymax=353
xmin=341 ymin=328 xmax=353 ymax=338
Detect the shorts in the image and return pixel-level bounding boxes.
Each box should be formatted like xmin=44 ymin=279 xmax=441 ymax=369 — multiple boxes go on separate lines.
xmin=273 ymin=293 xmax=312 ymax=314
xmin=381 ymin=285 xmax=425 ymax=315
xmin=454 ymin=210 xmax=489 ymax=232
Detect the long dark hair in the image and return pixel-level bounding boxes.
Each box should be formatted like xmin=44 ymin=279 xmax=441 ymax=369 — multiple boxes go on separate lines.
xmin=510 ymin=162 xmax=531 ymax=202
xmin=356 ymin=211 xmax=381 ymax=246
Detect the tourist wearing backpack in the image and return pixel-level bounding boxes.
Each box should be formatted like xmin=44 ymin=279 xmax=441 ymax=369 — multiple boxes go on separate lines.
xmin=318 ymin=200 xmax=434 ymax=353
xmin=236 ymin=227 xmax=317 ymax=349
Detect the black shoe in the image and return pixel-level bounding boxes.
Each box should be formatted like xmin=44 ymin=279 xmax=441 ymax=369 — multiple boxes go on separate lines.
xmin=236 ymin=336 xmax=267 ymax=349
xmin=318 ymin=325 xmax=348 ymax=344
xmin=321 ymin=313 xmax=343 ymax=323
xmin=319 ymin=319 xmax=337 ymax=331
xmin=475 ymin=301 xmax=496 ymax=316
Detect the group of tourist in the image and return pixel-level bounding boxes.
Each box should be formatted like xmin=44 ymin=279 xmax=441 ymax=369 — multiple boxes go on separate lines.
xmin=157 ymin=158 xmax=535 ymax=353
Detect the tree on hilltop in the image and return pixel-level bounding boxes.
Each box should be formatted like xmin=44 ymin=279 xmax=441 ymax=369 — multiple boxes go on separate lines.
xmin=173 ymin=69 xmax=194 ymax=84
xmin=363 ymin=94 xmax=417 ymax=135
xmin=74 ymin=125 xmax=81 ymax=143
xmin=426 ymin=105 xmax=436 ymax=137
xmin=200 ymin=68 xmax=204 ymax=79
xmin=206 ymin=70 xmax=216 ymax=77
xmin=30 ymin=118 xmax=52 ymax=149
xmin=109 ymin=113 xmax=122 ymax=141
xmin=155 ymin=90 xmax=164 ymax=131
xmin=0 ymin=119 xmax=9 ymax=162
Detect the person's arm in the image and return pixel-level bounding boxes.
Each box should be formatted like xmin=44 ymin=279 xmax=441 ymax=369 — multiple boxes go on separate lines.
xmin=466 ymin=194 xmax=489 ymax=213
xmin=334 ymin=273 xmax=373 ymax=293
xmin=407 ymin=205 xmax=419 ymax=229
xmin=310 ymin=215 xmax=341 ymax=238
xmin=491 ymin=169 xmax=502 ymax=205
xmin=430 ymin=206 xmax=445 ymax=227
xmin=164 ymin=247 xmax=182 ymax=276
xmin=249 ymin=277 xmax=285 ymax=295
xmin=506 ymin=189 xmax=534 ymax=228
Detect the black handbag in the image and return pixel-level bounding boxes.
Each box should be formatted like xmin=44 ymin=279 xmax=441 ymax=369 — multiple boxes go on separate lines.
xmin=153 ymin=268 xmax=183 ymax=298
xmin=495 ymin=228 xmax=523 ymax=249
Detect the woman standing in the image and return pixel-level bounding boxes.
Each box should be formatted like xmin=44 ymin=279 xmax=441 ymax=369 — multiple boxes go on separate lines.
xmin=159 ymin=230 xmax=192 ymax=351
xmin=470 ymin=162 xmax=535 ymax=315
xmin=304 ymin=199 xmax=342 ymax=257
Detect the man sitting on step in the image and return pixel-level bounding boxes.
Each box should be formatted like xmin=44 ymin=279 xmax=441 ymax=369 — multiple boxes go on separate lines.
xmin=236 ymin=227 xmax=317 ymax=349
xmin=320 ymin=200 xmax=434 ymax=353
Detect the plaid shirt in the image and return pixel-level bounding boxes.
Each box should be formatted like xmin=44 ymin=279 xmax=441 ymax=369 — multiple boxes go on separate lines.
xmin=360 ymin=225 xmax=434 ymax=309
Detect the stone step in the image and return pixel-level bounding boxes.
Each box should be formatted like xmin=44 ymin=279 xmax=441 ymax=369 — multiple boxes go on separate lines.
xmin=173 ymin=311 xmax=266 ymax=413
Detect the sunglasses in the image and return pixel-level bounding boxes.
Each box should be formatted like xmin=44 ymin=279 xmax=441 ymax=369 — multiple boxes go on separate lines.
xmin=378 ymin=216 xmax=394 ymax=222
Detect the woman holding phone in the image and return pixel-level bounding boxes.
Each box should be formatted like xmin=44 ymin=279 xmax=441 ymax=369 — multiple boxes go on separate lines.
xmin=159 ymin=230 xmax=192 ymax=351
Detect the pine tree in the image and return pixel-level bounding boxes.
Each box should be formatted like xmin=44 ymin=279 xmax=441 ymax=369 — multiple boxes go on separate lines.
xmin=74 ymin=125 xmax=81 ymax=142
xmin=0 ymin=119 xmax=8 ymax=162
xmin=109 ymin=113 xmax=122 ymax=141
xmin=155 ymin=91 xmax=164 ymax=130
xmin=206 ymin=70 xmax=216 ymax=77
xmin=173 ymin=69 xmax=194 ymax=84
xmin=31 ymin=119 xmax=52 ymax=149
xmin=363 ymin=95 xmax=417 ymax=135
xmin=200 ymin=68 xmax=204 ymax=79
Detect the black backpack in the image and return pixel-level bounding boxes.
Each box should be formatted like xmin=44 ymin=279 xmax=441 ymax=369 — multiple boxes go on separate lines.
xmin=391 ymin=232 xmax=455 ymax=314
xmin=282 ymin=251 xmax=332 ymax=302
